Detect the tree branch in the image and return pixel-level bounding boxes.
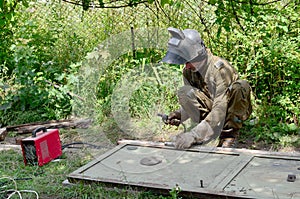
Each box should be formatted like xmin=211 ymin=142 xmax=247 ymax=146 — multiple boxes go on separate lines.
xmin=205 ymin=0 xmax=282 ymax=6
xmin=61 ymin=0 xmax=148 ymax=9
xmin=231 ymin=0 xmax=282 ymax=6
xmin=181 ymin=0 xmax=211 ymax=37
xmin=154 ymin=0 xmax=174 ymax=25
xmin=249 ymin=0 xmax=254 ymax=15
xmin=195 ymin=0 xmax=212 ymax=38
xmin=229 ymin=0 xmax=245 ymax=32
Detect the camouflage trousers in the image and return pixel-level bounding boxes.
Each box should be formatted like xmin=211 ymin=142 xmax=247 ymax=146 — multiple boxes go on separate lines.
xmin=178 ymin=80 xmax=252 ymax=138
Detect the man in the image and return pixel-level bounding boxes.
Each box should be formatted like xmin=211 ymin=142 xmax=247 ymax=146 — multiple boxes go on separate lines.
xmin=161 ymin=27 xmax=252 ymax=149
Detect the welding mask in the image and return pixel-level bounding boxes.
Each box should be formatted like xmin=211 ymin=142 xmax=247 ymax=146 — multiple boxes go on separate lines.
xmin=161 ymin=27 xmax=207 ymax=65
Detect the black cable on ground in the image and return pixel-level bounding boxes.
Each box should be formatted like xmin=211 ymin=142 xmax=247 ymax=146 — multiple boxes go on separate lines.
xmin=61 ymin=142 xmax=108 ymax=150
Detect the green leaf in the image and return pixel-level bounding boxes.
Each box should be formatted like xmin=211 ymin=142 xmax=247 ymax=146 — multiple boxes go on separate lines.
xmin=287 ymin=123 xmax=298 ymax=131
xmin=160 ymin=0 xmax=170 ymax=7
xmin=282 ymin=26 xmax=288 ymax=32
xmin=21 ymin=0 xmax=29 ymax=7
xmin=98 ymin=0 xmax=104 ymax=7
xmin=216 ymin=26 xmax=222 ymax=39
xmin=209 ymin=0 xmax=217 ymax=4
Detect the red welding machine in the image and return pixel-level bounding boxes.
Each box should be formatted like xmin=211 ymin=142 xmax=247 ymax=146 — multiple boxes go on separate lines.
xmin=21 ymin=127 xmax=62 ymax=166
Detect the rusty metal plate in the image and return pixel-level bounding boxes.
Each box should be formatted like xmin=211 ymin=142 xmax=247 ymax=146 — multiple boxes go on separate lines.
xmin=68 ymin=142 xmax=300 ymax=198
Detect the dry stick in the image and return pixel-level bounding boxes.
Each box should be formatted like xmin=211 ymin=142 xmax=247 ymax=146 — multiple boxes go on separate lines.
xmin=131 ymin=27 xmax=136 ymax=58
xmin=6 ymin=118 xmax=92 ymax=134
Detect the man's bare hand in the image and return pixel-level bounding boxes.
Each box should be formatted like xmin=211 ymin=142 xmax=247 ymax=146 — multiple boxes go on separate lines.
xmin=167 ymin=111 xmax=181 ymax=126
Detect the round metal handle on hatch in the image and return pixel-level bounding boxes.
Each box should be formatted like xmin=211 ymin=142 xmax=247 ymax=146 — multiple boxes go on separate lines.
xmin=32 ymin=127 xmax=47 ymax=137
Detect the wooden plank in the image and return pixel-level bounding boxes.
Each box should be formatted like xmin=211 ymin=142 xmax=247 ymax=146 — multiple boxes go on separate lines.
xmin=212 ymin=147 xmax=300 ymax=157
xmin=118 ymin=139 xmax=300 ymax=157
xmin=117 ymin=139 xmax=169 ymax=148
xmin=0 ymin=144 xmax=21 ymax=151
xmin=5 ymin=118 xmax=92 ymax=134
xmin=0 ymin=128 xmax=8 ymax=141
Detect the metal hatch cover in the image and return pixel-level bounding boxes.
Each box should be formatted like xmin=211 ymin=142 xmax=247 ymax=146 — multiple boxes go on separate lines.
xmin=68 ymin=140 xmax=300 ymax=199
xmin=224 ymin=156 xmax=300 ymax=199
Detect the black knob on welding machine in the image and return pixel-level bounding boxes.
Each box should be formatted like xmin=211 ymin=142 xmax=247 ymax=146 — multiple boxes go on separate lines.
xmin=32 ymin=127 xmax=47 ymax=137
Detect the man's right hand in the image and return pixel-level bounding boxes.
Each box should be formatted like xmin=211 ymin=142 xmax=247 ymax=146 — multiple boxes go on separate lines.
xmin=174 ymin=132 xmax=195 ymax=149
xmin=167 ymin=111 xmax=181 ymax=126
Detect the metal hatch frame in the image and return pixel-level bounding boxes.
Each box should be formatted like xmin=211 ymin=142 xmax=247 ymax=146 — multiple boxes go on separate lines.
xmin=68 ymin=140 xmax=300 ymax=199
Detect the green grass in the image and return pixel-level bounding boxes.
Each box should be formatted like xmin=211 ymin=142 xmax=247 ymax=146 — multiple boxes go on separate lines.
xmin=1 ymin=120 xmax=299 ymax=199
xmin=0 ymin=149 xmax=166 ymax=199
xmin=238 ymin=119 xmax=300 ymax=151
xmin=0 ymin=124 xmax=185 ymax=199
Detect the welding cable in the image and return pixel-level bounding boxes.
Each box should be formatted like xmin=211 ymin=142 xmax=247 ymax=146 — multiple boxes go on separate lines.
xmin=7 ymin=189 xmax=39 ymax=199
xmin=0 ymin=177 xmax=39 ymax=199
xmin=61 ymin=142 xmax=107 ymax=150
xmin=0 ymin=177 xmax=33 ymax=189
xmin=0 ymin=177 xmax=17 ymax=191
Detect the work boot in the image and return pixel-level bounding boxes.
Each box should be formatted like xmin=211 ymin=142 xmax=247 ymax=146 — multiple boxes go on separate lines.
xmin=218 ymin=137 xmax=237 ymax=148
xmin=218 ymin=128 xmax=239 ymax=148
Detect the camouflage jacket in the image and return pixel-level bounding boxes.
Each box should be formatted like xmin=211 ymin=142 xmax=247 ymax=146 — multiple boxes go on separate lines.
xmin=182 ymin=50 xmax=239 ymax=141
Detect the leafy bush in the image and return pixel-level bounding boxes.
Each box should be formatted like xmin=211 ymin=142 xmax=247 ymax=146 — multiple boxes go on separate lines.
xmin=95 ymin=49 xmax=181 ymax=121
xmin=0 ymin=0 xmax=299 ymax=147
